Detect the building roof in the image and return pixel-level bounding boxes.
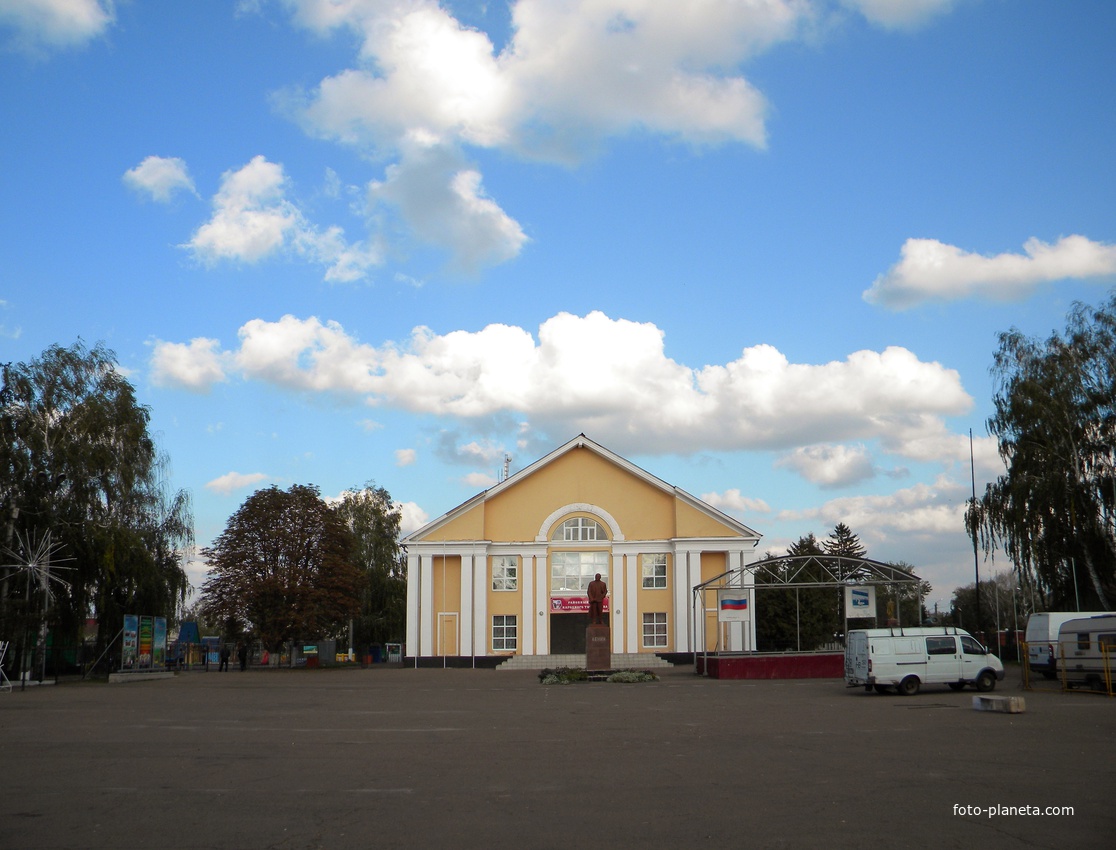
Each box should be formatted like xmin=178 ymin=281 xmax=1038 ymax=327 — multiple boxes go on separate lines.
xmin=403 ymin=433 xmax=761 ymax=543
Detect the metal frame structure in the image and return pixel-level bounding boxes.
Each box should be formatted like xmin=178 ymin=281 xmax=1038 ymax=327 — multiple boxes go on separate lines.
xmin=692 ymin=554 xmax=925 ymax=668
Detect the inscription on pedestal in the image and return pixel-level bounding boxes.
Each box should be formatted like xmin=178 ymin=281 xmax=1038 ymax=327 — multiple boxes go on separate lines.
xmin=586 ymin=625 xmax=611 ymax=671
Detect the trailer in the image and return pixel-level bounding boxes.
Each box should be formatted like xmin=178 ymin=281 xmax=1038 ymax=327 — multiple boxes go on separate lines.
xmin=1057 ymin=614 xmax=1116 ymax=692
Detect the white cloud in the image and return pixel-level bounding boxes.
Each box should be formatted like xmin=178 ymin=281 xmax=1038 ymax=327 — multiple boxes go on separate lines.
xmin=150 ymin=337 xmax=227 ymax=391
xmin=155 ymin=310 xmax=972 ymax=460
xmin=840 ymin=0 xmax=957 ymax=30
xmin=395 ymin=448 xmax=417 ymax=466
xmin=462 ymin=471 xmax=498 ymax=489
xmin=123 ymin=156 xmax=197 ymax=202
xmin=397 ymin=500 xmax=429 ymax=535
xmin=205 ymin=471 xmax=269 ymax=495
xmin=701 ymin=488 xmax=771 ymax=515
xmin=775 ymin=443 xmax=876 ymax=488
xmin=369 ymin=139 xmax=527 ymax=271
xmin=186 ymin=155 xmax=381 ymax=281
xmin=865 ymin=235 xmax=1116 ymax=309
xmin=0 ymin=0 xmax=114 ymax=52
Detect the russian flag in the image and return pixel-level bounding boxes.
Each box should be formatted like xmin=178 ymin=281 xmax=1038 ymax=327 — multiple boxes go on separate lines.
xmin=720 ymin=597 xmax=748 ymax=611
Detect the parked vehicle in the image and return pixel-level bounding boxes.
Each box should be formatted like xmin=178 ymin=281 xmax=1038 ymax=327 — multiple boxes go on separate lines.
xmin=845 ymin=626 xmax=1004 ymax=696
xmin=1025 ymin=611 xmax=1107 ymax=679
xmin=1056 ymin=614 xmax=1116 ymax=691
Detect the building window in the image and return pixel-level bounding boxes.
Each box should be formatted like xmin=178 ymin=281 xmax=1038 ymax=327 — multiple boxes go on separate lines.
xmin=492 ymin=615 xmax=517 ymax=652
xmin=492 ymin=556 xmax=518 ymax=591
xmin=552 ymin=516 xmax=609 ymax=542
xmin=642 ymin=613 xmax=668 ymax=648
xmin=551 ymin=551 xmax=609 ymax=593
xmin=641 ymin=554 xmax=667 ymax=589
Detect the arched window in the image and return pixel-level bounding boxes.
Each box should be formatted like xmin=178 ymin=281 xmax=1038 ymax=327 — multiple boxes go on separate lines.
xmin=551 ymin=516 xmax=609 ymax=542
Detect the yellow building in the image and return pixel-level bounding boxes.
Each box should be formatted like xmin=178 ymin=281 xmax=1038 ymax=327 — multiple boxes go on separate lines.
xmin=403 ymin=435 xmax=762 ymax=665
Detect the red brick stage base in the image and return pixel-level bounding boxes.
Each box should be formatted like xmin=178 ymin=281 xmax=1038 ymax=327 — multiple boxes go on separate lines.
xmin=697 ymin=652 xmax=844 ymax=680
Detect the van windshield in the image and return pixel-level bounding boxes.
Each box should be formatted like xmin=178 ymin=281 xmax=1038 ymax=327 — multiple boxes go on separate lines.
xmin=960 ymin=635 xmax=985 ymax=655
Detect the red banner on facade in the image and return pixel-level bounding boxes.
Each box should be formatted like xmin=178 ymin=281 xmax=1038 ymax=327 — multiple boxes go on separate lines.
xmin=550 ymin=596 xmax=609 ymax=613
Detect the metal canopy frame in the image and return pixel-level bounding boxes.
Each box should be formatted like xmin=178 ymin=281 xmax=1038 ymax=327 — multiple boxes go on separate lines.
xmin=692 ymin=554 xmax=925 ymax=664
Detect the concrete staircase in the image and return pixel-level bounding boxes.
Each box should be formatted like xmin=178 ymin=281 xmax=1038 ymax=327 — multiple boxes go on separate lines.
xmin=495 ymin=652 xmax=675 ymax=671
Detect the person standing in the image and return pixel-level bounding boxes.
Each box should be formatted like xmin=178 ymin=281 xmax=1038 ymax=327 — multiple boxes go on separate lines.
xmin=238 ymin=643 xmax=248 ymax=671
xmin=219 ymin=644 xmax=230 ymax=672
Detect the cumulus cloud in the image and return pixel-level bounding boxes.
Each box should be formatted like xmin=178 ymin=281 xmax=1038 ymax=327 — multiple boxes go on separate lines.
xmin=397 ymin=500 xmax=430 ymax=535
xmin=369 ymin=139 xmax=527 ymax=272
xmin=0 ymin=0 xmax=114 ymax=52
xmin=123 ymin=156 xmax=197 ymax=202
xmin=840 ymin=0 xmax=957 ymax=30
xmin=185 ymin=155 xmax=381 ymax=281
xmin=865 ymin=235 xmax=1116 ymax=310
xmin=205 ymin=471 xmax=269 ymax=495
xmin=395 ymin=448 xmax=417 ymax=467
xmin=150 ymin=337 xmax=228 ymax=391
xmin=775 ymin=444 xmax=876 ymax=488
xmin=701 ymin=489 xmax=771 ymax=516
xmin=153 ymin=310 xmax=972 ymax=460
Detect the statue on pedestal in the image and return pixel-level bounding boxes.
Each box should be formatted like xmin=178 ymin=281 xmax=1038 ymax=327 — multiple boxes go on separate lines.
xmin=587 ymin=573 xmax=607 ymax=625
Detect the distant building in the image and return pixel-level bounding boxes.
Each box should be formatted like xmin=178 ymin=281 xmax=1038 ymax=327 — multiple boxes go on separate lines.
xmin=403 ymin=435 xmax=762 ymax=664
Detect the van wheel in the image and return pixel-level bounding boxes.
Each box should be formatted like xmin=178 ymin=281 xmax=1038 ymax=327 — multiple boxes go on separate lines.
xmin=975 ymin=670 xmax=996 ymax=692
xmin=898 ymin=676 xmax=920 ymax=696
xmin=947 ymin=682 xmax=964 ymax=691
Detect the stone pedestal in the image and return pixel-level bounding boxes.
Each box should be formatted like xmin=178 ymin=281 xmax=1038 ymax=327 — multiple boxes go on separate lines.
xmin=586 ymin=625 xmax=611 ymax=671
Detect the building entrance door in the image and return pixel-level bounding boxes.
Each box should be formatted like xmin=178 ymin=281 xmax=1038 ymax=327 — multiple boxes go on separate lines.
xmin=550 ymin=613 xmax=610 ymax=654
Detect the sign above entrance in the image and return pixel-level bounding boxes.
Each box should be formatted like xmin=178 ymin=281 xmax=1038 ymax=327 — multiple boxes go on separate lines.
xmin=551 ymin=596 xmax=609 ymax=614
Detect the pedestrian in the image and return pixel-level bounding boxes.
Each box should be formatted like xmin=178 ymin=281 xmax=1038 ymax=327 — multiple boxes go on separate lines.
xmin=238 ymin=643 xmax=248 ymax=671
xmin=219 ymin=644 xmax=230 ymax=672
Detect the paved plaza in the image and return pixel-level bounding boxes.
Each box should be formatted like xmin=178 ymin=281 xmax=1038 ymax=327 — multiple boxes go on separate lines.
xmin=1 ymin=664 xmax=1113 ymax=849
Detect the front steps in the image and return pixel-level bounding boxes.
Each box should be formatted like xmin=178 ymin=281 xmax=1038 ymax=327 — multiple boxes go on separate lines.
xmin=495 ymin=652 xmax=675 ymax=671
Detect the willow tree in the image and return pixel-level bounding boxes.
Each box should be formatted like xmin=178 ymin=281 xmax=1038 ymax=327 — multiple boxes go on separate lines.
xmin=970 ymin=293 xmax=1116 ymax=610
xmin=1 ymin=342 xmax=194 ymax=670
xmin=334 ymin=483 xmax=405 ymax=647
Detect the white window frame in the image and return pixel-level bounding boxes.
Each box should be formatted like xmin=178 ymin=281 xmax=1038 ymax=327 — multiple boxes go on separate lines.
xmin=552 ymin=516 xmax=609 ymax=542
xmin=641 ymin=553 xmax=668 ymax=589
xmin=492 ymin=555 xmax=519 ymax=591
xmin=550 ymin=551 xmax=609 ymax=593
xmin=492 ymin=615 xmax=518 ymax=652
xmin=642 ymin=612 xmax=668 ymax=648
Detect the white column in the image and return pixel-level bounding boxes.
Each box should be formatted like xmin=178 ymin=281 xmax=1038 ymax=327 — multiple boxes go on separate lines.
xmin=405 ymin=552 xmax=420 ymax=658
xmin=626 ymin=552 xmax=639 ymax=654
xmin=535 ymin=555 xmax=548 ymax=655
xmin=612 ymin=551 xmax=625 ymax=653
xmin=460 ymin=552 xmax=474 ymax=657
xmin=673 ymin=549 xmax=690 ymax=652
xmin=521 ymin=553 xmax=535 ymax=656
xmin=420 ymin=554 xmax=434 ymax=658
xmin=473 ymin=555 xmax=487 ymax=657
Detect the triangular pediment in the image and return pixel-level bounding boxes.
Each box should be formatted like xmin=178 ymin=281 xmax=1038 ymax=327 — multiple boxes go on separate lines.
xmin=404 ymin=435 xmax=761 ymax=544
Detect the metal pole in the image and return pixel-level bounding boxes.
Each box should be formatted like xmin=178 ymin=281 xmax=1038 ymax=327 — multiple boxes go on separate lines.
xmin=970 ymin=429 xmax=984 ymax=642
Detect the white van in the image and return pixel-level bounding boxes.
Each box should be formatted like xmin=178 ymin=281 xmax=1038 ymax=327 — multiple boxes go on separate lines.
xmin=1056 ymin=614 xmax=1116 ymax=691
xmin=845 ymin=626 xmax=1004 ymax=696
xmin=1025 ymin=611 xmax=1107 ymax=679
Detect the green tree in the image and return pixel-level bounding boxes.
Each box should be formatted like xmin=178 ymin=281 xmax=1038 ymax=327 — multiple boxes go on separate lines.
xmin=823 ymin=522 xmax=867 ymax=559
xmin=970 ymin=292 xmax=1116 ymax=610
xmin=334 ymin=483 xmax=406 ymax=647
xmin=199 ymin=484 xmax=362 ymax=652
xmin=1 ymin=342 xmax=193 ymax=673
xmin=756 ymin=534 xmax=837 ymax=651
xmin=878 ymin=561 xmax=931 ymax=626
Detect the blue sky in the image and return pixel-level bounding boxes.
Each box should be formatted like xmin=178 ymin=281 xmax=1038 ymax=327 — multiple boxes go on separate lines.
xmin=3 ymin=0 xmax=1114 ymax=611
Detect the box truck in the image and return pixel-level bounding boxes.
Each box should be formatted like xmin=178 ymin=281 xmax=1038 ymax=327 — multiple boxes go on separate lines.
xmin=845 ymin=626 xmax=1004 ymax=696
